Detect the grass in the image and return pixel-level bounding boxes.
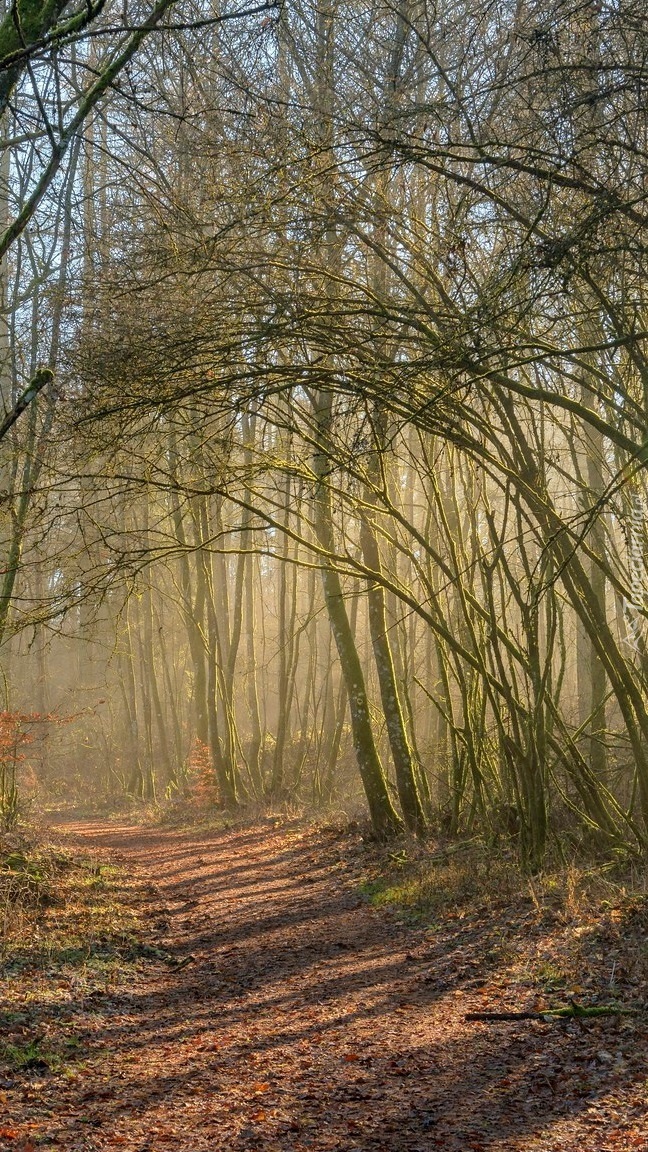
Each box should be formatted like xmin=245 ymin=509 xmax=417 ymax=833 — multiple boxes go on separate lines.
xmin=357 ymin=838 xmax=648 ymax=1008
xmin=0 ymin=836 xmax=64 ymax=959
xmin=359 ymin=837 xmax=648 ymax=921
xmin=2 ymin=850 xmax=140 ymax=970
xmin=0 ymin=829 xmax=164 ymax=1086
xmin=358 ymin=842 xmax=522 ymax=922
xmin=0 ymin=1038 xmax=71 ymax=1073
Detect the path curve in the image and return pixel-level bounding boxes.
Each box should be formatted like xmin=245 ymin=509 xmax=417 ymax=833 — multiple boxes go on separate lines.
xmin=7 ymin=819 xmax=646 ymax=1151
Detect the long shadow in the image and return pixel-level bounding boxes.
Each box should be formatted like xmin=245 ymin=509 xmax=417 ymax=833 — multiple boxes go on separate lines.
xmin=4 ymin=821 xmax=645 ymax=1150
xmin=7 ymin=970 xmax=645 ymax=1151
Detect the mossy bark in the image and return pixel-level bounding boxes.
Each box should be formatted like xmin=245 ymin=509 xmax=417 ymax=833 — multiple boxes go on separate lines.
xmin=313 ymin=395 xmax=402 ymax=839
xmin=360 ymin=513 xmax=428 ymax=836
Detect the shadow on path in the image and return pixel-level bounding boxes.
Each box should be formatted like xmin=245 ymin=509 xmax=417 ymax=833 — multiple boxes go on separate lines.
xmin=2 ymin=819 xmax=646 ymax=1152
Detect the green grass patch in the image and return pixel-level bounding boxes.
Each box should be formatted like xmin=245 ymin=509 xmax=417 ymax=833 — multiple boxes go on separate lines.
xmin=2 ymin=1038 xmax=58 ymax=1073
xmin=0 ymin=832 xmax=158 ymax=992
xmin=357 ymin=839 xmax=648 ymax=1006
xmin=0 ymin=831 xmax=165 ymax=1086
xmin=358 ymin=840 xmax=648 ymax=932
xmin=359 ymin=844 xmax=522 ymax=922
xmin=0 ymin=1032 xmax=87 ymax=1075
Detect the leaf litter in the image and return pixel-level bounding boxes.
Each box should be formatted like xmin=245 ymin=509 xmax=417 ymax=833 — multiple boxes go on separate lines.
xmin=0 ymin=818 xmax=646 ymax=1151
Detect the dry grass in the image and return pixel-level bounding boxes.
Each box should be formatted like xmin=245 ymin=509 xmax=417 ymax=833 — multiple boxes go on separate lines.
xmin=359 ymin=839 xmax=648 ymax=927
xmin=0 ymin=833 xmax=58 ymax=958
xmin=0 ymin=831 xmax=161 ymax=1089
xmin=1 ymin=832 xmax=146 ymax=981
xmin=356 ymin=840 xmax=648 ymax=1010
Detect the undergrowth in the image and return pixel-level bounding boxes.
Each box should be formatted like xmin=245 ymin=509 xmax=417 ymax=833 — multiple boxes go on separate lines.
xmin=357 ymin=839 xmax=648 ymax=1006
xmin=359 ymin=838 xmax=648 ymax=921
xmin=0 ymin=833 xmax=61 ymax=957
xmin=0 ymin=830 xmax=156 ymax=1081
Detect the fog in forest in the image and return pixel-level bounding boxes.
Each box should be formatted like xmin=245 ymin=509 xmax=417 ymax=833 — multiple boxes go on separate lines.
xmin=1 ymin=0 xmax=648 ymax=871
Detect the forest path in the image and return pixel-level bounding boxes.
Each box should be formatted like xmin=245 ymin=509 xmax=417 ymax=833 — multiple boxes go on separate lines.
xmin=6 ymin=818 xmax=647 ymax=1151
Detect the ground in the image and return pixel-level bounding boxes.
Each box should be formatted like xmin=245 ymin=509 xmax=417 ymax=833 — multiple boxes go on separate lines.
xmin=1 ymin=818 xmax=647 ymax=1151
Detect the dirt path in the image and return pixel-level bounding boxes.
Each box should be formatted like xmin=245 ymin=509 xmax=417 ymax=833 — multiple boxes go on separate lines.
xmin=3 ymin=820 xmax=647 ymax=1151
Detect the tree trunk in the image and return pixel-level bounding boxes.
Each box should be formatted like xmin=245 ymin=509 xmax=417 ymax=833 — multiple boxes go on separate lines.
xmin=313 ymin=393 xmax=402 ymax=838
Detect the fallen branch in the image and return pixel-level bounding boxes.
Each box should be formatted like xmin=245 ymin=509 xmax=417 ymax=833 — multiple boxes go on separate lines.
xmin=422 ymin=838 xmax=479 ymax=865
xmin=466 ymin=999 xmax=641 ymax=1023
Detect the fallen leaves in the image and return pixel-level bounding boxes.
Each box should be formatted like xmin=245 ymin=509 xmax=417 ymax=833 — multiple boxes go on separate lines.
xmin=1 ymin=820 xmax=647 ymax=1152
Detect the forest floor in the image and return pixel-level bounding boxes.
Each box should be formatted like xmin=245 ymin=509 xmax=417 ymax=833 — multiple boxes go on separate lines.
xmin=1 ymin=817 xmax=647 ymax=1152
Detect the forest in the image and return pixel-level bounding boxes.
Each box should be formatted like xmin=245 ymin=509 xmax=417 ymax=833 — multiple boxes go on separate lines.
xmin=0 ymin=1 xmax=648 ymax=1148
xmin=2 ymin=0 xmax=648 ymax=864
